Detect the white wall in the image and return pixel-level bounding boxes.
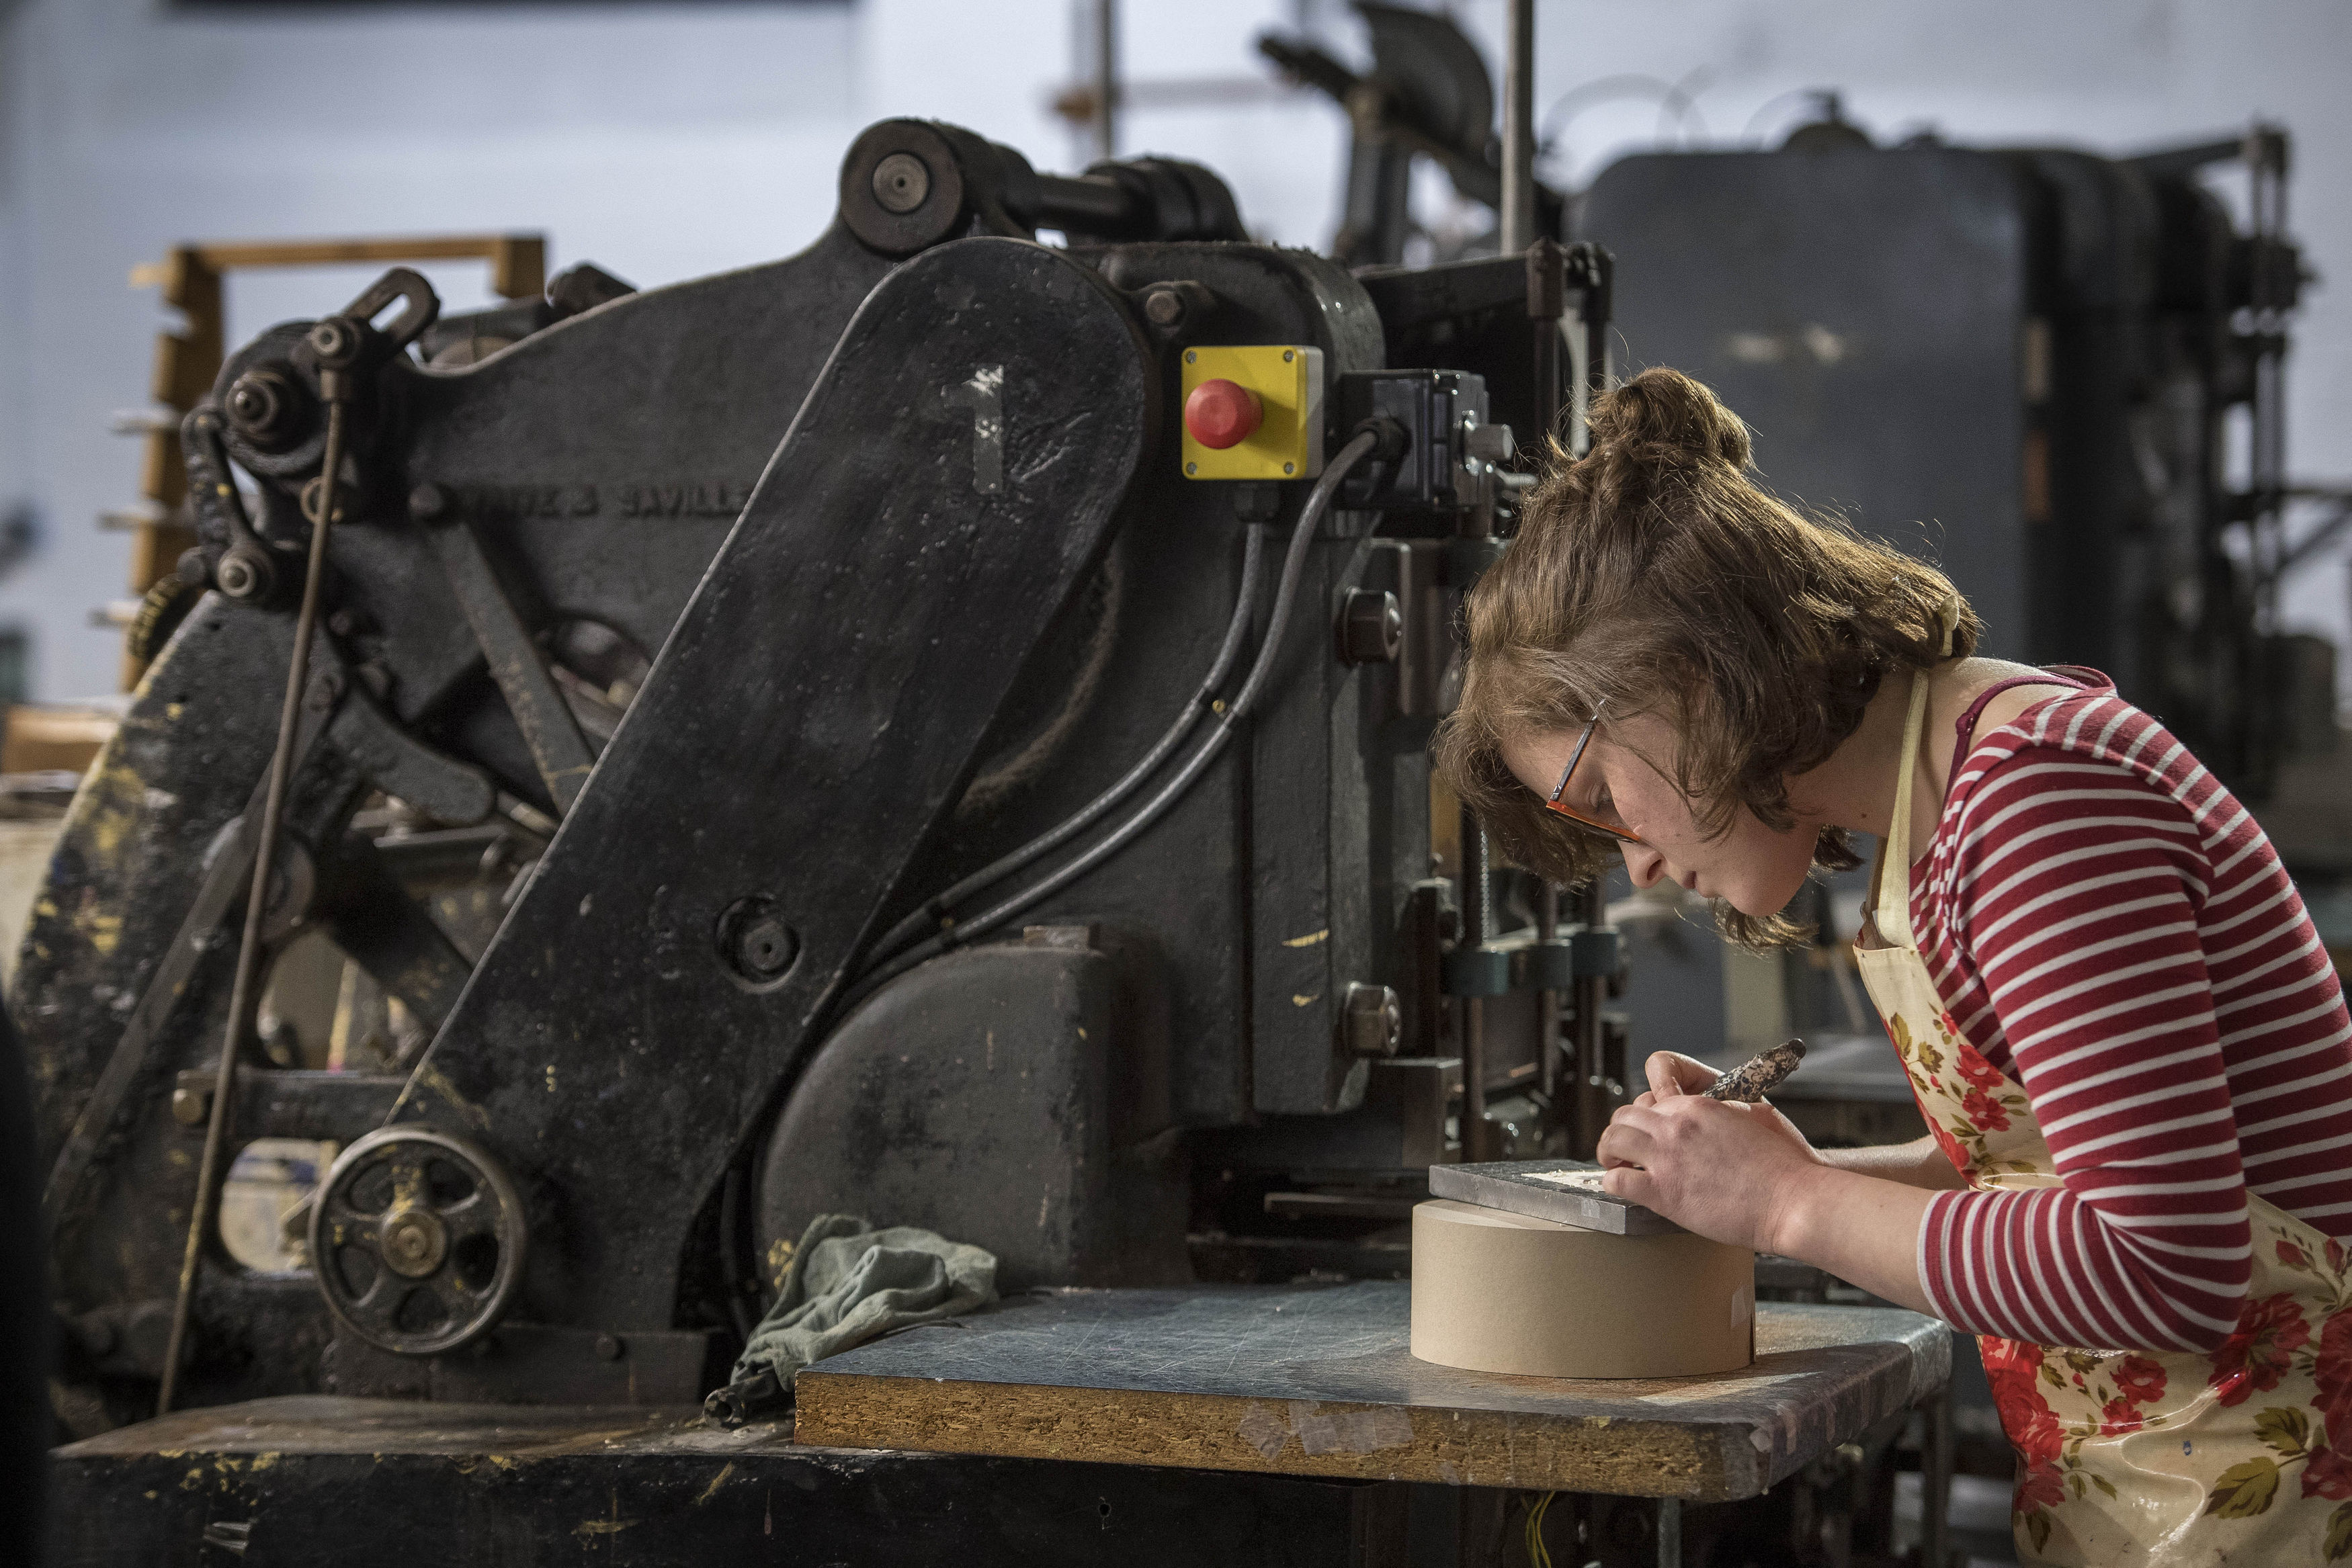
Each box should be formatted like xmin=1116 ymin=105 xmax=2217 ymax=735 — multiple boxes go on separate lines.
xmin=0 ymin=0 xmax=2343 ymax=701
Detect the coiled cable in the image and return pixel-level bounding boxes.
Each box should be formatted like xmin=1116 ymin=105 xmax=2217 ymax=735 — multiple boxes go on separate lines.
xmin=836 ymin=429 xmax=1381 ymax=1014
xmin=862 ymin=523 xmax=1267 ymax=969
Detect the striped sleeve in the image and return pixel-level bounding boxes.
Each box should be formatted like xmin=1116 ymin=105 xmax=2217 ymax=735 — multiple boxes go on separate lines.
xmin=1916 ymin=745 xmax=2252 ymax=1351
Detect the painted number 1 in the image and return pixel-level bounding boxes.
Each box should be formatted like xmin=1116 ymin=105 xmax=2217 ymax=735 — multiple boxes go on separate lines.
xmin=944 ymin=365 xmax=1004 ymax=495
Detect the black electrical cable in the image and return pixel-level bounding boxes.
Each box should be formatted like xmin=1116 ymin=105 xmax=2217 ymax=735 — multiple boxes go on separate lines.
xmin=864 ymin=523 xmax=1269 ymax=969
xmin=836 ymin=430 xmax=1381 ymax=1016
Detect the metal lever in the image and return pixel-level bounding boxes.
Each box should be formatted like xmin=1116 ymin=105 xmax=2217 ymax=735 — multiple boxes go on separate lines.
xmin=410 ymin=484 xmax=597 ymax=817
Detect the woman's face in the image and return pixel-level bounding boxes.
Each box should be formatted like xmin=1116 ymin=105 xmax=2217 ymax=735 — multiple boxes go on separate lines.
xmin=1499 ymin=711 xmax=1818 ymax=918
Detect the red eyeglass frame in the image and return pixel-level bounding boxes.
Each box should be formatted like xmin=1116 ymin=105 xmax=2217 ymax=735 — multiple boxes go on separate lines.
xmin=1542 ymin=700 xmax=1644 ymax=844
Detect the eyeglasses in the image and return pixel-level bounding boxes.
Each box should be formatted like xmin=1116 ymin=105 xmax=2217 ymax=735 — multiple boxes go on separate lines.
xmin=1542 ymin=700 xmax=1644 ymax=844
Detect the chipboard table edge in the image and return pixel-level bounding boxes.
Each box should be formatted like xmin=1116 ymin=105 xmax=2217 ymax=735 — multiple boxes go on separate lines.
xmin=792 ymin=1370 xmax=1779 ymax=1499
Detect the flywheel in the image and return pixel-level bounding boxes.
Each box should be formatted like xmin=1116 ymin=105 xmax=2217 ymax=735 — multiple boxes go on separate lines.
xmin=309 ymin=1126 xmax=526 ymax=1356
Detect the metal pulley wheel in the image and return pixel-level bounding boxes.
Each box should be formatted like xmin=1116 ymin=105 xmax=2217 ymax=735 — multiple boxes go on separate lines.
xmin=309 ymin=1127 xmax=526 ymax=1356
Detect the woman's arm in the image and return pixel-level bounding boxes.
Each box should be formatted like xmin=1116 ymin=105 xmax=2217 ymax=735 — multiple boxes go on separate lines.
xmin=1819 ymin=1137 xmax=1970 ymax=1192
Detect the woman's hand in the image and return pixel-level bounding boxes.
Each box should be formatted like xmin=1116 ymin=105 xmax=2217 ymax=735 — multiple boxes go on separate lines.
xmin=1601 ymin=1060 xmax=1942 ymax=1315
xmin=1596 ymin=1058 xmax=1829 ymax=1255
xmin=1636 ymin=1050 xmax=1722 ymax=1100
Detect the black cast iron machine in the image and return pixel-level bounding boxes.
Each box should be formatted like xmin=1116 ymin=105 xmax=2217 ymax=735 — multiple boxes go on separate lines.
xmin=28 ymin=118 xmax=1616 ymax=1453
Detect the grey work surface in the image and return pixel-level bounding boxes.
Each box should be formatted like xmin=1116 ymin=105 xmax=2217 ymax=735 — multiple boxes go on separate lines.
xmin=795 ymin=1281 xmax=1951 ymax=1500
xmin=1427 ymin=1159 xmax=1679 ymax=1233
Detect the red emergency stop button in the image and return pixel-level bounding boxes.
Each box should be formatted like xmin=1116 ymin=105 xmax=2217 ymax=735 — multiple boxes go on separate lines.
xmin=1183 ymin=378 xmax=1263 ymax=449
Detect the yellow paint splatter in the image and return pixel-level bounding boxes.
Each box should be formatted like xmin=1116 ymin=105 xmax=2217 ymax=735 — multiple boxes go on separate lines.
xmin=1292 ymin=993 xmax=1320 ymax=1007
xmin=249 ymin=1452 xmax=280 ymax=1471
xmin=544 ymin=1065 xmax=558 ymax=1093
xmin=82 ymin=911 xmax=124 ymax=956
xmin=691 ymin=1462 xmax=737 ymax=1506
xmin=767 ymin=1237 xmax=795 ymax=1291
xmin=410 ymin=1059 xmax=491 ymax=1129
xmin=1282 ymin=928 xmax=1330 ymax=948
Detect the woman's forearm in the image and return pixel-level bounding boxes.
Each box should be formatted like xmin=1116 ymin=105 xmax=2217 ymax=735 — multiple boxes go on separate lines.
xmin=1817 ymin=1134 xmax=1968 ymax=1191
xmin=1767 ymin=1165 xmax=1939 ymax=1315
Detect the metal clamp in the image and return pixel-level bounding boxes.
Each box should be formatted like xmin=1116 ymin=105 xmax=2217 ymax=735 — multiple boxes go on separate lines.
xmin=1570 ymin=928 xmax=1622 ymax=977
xmin=1519 ymin=938 xmax=1574 ymax=990
xmin=1441 ymin=945 xmax=1512 ymax=998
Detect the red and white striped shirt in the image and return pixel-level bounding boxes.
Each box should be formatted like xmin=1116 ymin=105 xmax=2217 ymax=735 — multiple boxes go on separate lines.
xmin=1910 ymin=671 xmax=2352 ymax=1353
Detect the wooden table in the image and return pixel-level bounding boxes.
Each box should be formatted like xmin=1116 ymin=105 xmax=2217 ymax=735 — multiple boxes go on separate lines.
xmin=796 ymin=1281 xmax=1950 ymax=1502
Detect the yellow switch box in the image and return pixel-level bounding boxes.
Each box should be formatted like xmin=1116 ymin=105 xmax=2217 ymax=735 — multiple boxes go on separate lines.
xmin=1179 ymin=345 xmax=1325 ymax=480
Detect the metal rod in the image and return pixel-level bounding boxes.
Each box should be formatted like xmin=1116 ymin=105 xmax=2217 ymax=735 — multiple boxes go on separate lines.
xmin=1458 ymin=801 xmax=1497 ymax=1162
xmin=1536 ymin=881 xmax=1560 ymax=1108
xmin=1922 ymin=1387 xmax=1954 ymax=1568
xmin=156 ymin=396 xmax=345 ymax=1415
xmin=1572 ymin=880 xmax=1607 ymax=1159
xmin=1527 ymin=241 xmax=1565 ymax=452
xmin=1497 ymin=0 xmax=1536 ymax=253
xmin=1092 ymin=0 xmax=1118 ymax=161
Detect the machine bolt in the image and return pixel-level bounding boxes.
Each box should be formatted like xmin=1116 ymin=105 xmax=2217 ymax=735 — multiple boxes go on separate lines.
xmin=734 ymin=916 xmax=796 ymax=979
xmin=1462 ymin=416 xmax=1515 ymax=466
xmin=307 ymin=316 xmax=362 ymax=367
xmin=170 ymin=1085 xmax=212 ymax=1126
xmin=1341 ymin=983 xmax=1402 ymax=1059
xmin=718 ymin=896 xmax=799 ymax=984
xmin=408 ymin=483 xmax=449 ymax=523
xmin=213 ymin=549 xmax=271 ymax=602
xmin=871 ymin=152 xmax=933 ymax=214
xmin=594 ymin=1334 xmax=625 ymax=1362
xmin=224 ymin=366 xmax=307 ymax=451
xmin=1142 ymin=287 xmax=1186 ymax=327
xmin=1338 ymin=589 xmax=1402 ymax=665
xmin=380 ymin=1208 xmax=450 ymax=1280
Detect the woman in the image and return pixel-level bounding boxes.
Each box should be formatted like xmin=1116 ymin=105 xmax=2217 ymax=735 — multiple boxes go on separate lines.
xmin=1437 ymin=367 xmax=2352 ymax=1565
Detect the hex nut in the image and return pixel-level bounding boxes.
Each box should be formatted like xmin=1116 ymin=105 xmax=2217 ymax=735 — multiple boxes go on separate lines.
xmin=1341 ymin=982 xmax=1402 ymax=1059
xmin=171 ymin=1085 xmax=211 ymax=1126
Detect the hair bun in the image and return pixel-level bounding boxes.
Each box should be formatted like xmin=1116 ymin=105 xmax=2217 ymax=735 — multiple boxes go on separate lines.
xmin=1587 ymin=367 xmax=1751 ymax=470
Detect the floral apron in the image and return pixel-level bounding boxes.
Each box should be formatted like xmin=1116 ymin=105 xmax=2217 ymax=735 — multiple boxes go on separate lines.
xmin=1855 ymin=643 xmax=2352 ymax=1565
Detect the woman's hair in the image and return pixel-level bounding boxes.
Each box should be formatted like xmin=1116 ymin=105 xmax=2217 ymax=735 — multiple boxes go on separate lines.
xmin=1433 ymin=367 xmax=1980 ymax=948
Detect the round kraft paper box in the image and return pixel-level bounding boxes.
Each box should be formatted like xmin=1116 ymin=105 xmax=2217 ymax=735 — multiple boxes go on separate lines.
xmin=1409 ymin=1199 xmax=1754 ymax=1378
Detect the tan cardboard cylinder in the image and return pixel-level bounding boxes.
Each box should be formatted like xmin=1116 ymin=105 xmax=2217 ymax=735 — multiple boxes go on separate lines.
xmin=1410 ymin=1199 xmax=1755 ymax=1378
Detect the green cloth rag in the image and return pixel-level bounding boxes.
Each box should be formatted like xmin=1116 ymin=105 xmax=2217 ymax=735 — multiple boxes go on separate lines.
xmin=728 ymin=1213 xmax=997 ymax=1389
